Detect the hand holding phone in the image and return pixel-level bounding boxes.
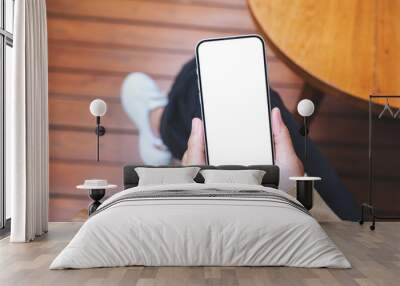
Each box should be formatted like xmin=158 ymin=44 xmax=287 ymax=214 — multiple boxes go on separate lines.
xmin=196 ymin=35 xmax=274 ymax=165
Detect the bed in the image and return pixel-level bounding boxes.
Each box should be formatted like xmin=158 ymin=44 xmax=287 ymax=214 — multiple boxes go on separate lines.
xmin=50 ymin=165 xmax=350 ymax=269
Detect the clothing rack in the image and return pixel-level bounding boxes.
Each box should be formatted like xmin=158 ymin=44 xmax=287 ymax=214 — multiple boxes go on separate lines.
xmin=360 ymin=95 xmax=400 ymax=230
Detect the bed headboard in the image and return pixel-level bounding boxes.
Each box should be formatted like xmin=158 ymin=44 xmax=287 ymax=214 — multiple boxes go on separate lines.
xmin=123 ymin=165 xmax=280 ymax=189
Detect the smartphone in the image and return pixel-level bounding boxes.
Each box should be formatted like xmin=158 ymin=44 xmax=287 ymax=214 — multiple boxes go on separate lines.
xmin=196 ymin=35 xmax=274 ymax=166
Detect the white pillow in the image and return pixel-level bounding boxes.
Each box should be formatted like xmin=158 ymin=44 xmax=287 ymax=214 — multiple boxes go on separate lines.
xmin=135 ymin=167 xmax=200 ymax=186
xmin=200 ymin=169 xmax=266 ymax=185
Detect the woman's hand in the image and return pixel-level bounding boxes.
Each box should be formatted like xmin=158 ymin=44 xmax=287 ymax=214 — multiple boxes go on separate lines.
xmin=270 ymin=108 xmax=304 ymax=190
xmin=182 ymin=118 xmax=206 ymax=165
xmin=182 ymin=108 xmax=304 ymax=188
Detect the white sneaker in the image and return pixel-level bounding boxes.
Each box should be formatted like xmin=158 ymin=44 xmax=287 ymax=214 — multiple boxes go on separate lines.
xmin=120 ymin=72 xmax=172 ymax=165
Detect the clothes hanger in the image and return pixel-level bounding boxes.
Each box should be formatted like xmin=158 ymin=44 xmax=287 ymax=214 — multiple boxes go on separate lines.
xmin=378 ymin=97 xmax=394 ymax=119
xmin=393 ymin=99 xmax=400 ymax=118
xmin=394 ymin=108 xmax=400 ymax=119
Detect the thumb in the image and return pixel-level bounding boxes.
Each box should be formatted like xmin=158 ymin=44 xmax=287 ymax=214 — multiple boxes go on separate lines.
xmin=271 ymin=107 xmax=295 ymax=155
xmin=188 ymin=118 xmax=203 ymax=144
xmin=271 ymin=107 xmax=304 ymax=190
xmin=182 ymin=118 xmax=205 ymax=165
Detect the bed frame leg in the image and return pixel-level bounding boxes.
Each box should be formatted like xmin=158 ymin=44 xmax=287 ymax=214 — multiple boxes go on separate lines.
xmin=359 ymin=204 xmax=364 ymax=225
xmin=370 ymin=206 xmax=376 ymax=231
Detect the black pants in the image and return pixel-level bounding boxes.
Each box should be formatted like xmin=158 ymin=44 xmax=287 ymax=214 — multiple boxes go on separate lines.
xmin=160 ymin=58 xmax=358 ymax=220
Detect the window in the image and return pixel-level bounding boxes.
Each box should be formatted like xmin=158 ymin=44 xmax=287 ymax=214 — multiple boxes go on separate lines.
xmin=1 ymin=0 xmax=14 ymax=230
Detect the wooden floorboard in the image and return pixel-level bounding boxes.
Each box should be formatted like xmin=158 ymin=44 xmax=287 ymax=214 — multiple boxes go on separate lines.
xmin=48 ymin=43 xmax=301 ymax=84
xmin=49 ymin=71 xmax=173 ymax=99
xmin=48 ymin=43 xmax=193 ymax=78
xmin=47 ymin=0 xmax=256 ymax=32
xmin=47 ymin=17 xmax=233 ymax=54
xmin=1 ymin=222 xmax=400 ymax=285
xmin=50 ymin=129 xmax=141 ymax=163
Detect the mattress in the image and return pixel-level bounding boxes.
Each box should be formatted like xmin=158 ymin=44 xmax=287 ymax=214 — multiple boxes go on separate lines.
xmin=50 ymin=183 xmax=350 ymax=269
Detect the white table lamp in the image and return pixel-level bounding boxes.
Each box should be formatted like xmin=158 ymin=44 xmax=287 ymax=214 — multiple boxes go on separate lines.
xmin=297 ymin=99 xmax=315 ymax=176
xmin=89 ymin=99 xmax=107 ymax=161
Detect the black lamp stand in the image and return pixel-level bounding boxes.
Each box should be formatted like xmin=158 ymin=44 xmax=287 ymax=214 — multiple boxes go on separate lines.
xmin=290 ymin=113 xmax=321 ymax=211
xmin=300 ymin=116 xmax=312 ymax=209
xmin=88 ymin=189 xmax=106 ymax=215
xmin=301 ymin=116 xmax=309 ymax=175
xmin=95 ymin=116 xmax=106 ymax=162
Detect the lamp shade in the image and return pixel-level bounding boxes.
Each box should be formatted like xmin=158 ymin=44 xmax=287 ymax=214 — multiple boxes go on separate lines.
xmin=297 ymin=99 xmax=315 ymax=117
xmin=90 ymin=99 xmax=107 ymax=117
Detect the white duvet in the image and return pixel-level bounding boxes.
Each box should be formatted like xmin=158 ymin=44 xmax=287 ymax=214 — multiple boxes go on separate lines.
xmin=50 ymin=183 xmax=350 ymax=269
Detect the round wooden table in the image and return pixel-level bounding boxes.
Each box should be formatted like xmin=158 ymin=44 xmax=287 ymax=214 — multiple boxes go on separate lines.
xmin=248 ymin=0 xmax=400 ymax=107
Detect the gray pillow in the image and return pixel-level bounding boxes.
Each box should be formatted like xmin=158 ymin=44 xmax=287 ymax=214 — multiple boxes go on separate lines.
xmin=200 ymin=169 xmax=266 ymax=185
xmin=135 ymin=167 xmax=201 ymax=186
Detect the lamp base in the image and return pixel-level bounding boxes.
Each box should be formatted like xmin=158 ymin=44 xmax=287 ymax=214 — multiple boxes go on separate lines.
xmin=95 ymin=125 xmax=106 ymax=136
xmin=88 ymin=189 xmax=105 ymax=215
xmin=299 ymin=125 xmax=309 ymax=136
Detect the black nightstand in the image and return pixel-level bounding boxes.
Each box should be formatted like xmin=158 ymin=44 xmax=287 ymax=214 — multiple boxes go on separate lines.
xmin=289 ymin=176 xmax=321 ymax=210
xmin=87 ymin=189 xmax=106 ymax=215
xmin=77 ymin=180 xmax=117 ymax=215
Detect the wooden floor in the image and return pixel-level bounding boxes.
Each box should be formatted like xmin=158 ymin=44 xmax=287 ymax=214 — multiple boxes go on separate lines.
xmin=47 ymin=0 xmax=400 ymax=221
xmin=1 ymin=222 xmax=399 ymax=286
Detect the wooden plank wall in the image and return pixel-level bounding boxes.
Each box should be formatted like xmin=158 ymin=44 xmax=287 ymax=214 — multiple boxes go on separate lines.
xmin=47 ymin=0 xmax=399 ymax=221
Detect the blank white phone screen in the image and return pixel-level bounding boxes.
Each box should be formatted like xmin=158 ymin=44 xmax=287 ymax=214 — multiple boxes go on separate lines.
xmin=197 ymin=36 xmax=273 ymax=165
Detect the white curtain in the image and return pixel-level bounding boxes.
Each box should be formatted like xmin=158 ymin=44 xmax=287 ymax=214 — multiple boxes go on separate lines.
xmin=9 ymin=0 xmax=49 ymax=242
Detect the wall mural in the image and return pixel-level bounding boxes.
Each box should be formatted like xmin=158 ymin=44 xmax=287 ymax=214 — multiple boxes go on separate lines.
xmin=47 ymin=0 xmax=400 ymax=221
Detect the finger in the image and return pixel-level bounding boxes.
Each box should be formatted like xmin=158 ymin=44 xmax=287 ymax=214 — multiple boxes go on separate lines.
xmin=183 ymin=118 xmax=206 ymax=165
xmin=182 ymin=151 xmax=188 ymax=165
xmin=271 ymin=107 xmax=295 ymax=154
xmin=271 ymin=107 xmax=282 ymax=136
xmin=271 ymin=108 xmax=304 ymax=185
xmin=272 ymin=108 xmax=291 ymax=142
xmin=192 ymin=118 xmax=203 ymax=137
